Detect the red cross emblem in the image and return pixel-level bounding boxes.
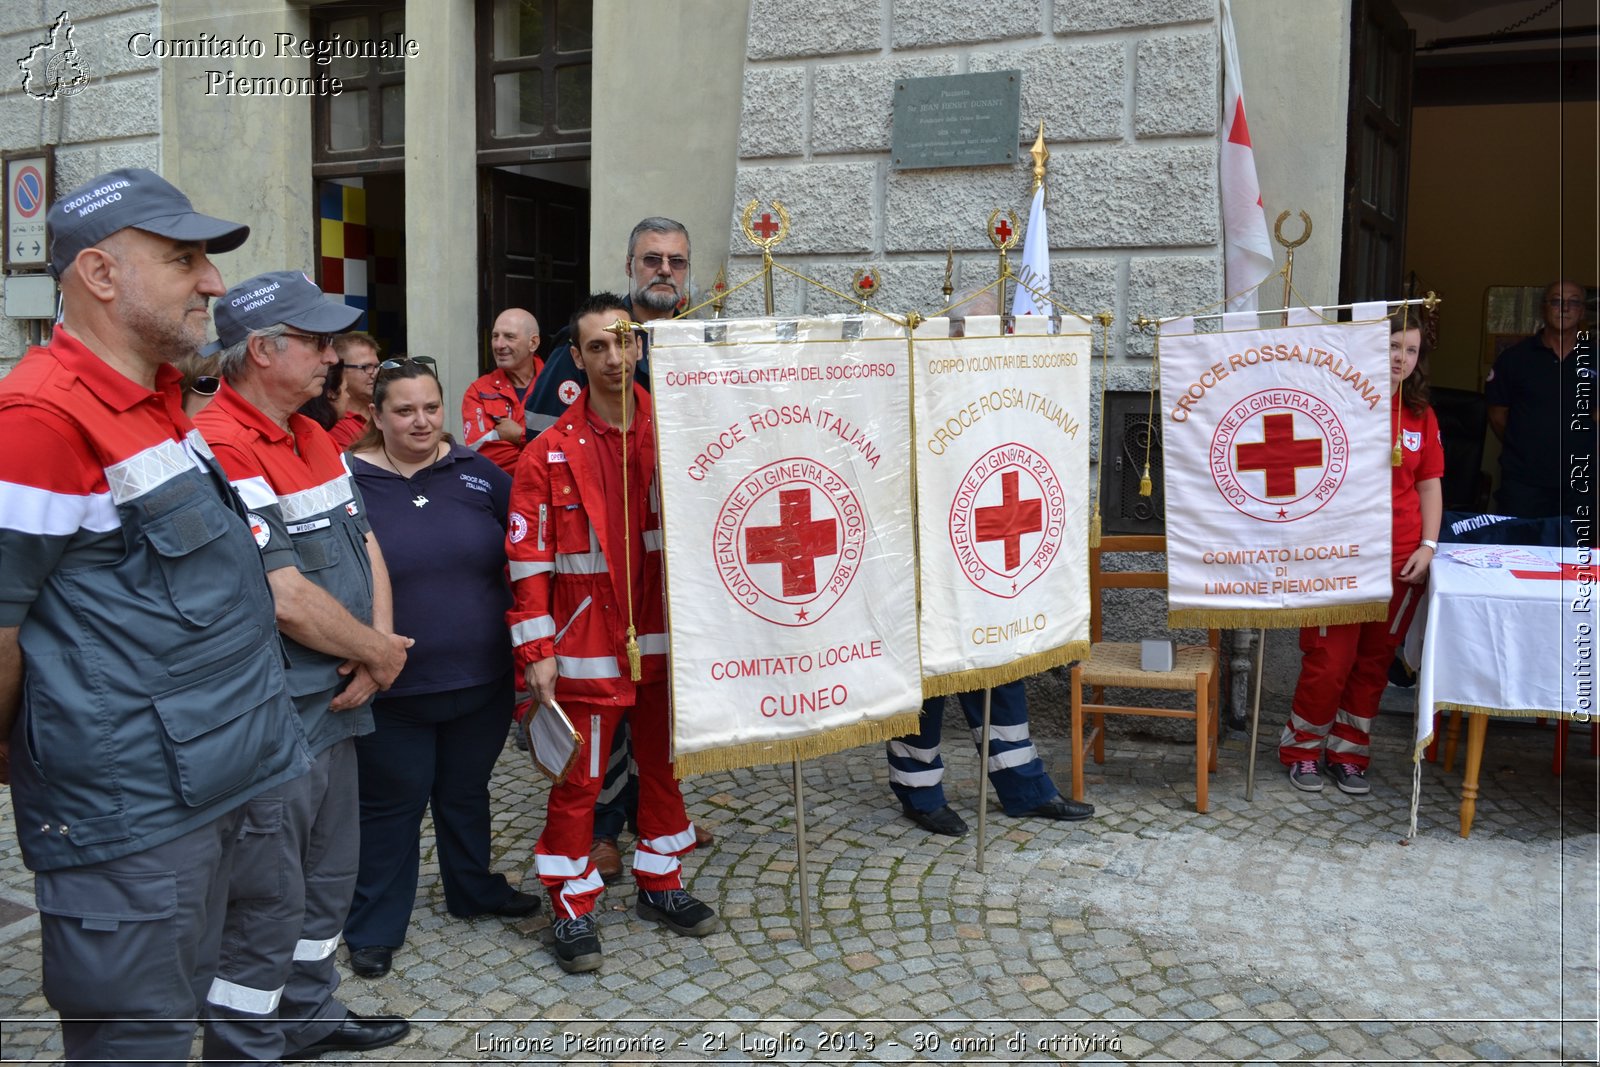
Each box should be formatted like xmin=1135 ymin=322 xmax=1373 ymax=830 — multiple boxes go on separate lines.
xmin=1235 ymin=413 xmax=1323 ymax=498
xmin=949 ymin=444 xmax=1064 ymax=599
xmin=993 ymin=218 xmax=1012 ymax=243
xmin=744 ymin=488 xmax=838 ymax=596
xmin=1209 ymin=389 xmax=1348 ymax=523
xmin=715 ymin=458 xmax=866 ymax=626
xmin=752 ymin=212 xmax=780 ymax=239
xmin=975 ymin=471 xmax=1043 ymax=570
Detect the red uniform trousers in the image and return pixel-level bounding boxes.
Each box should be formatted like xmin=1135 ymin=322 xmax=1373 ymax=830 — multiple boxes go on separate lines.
xmin=1279 ymin=572 xmax=1425 ymax=770
xmin=533 ymin=681 xmax=694 ymax=919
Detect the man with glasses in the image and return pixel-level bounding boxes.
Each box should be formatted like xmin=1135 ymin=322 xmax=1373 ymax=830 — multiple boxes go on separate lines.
xmin=525 ymin=216 xmax=689 ymax=436
xmin=1487 ymin=279 xmax=1595 ymax=519
xmin=0 ymin=168 xmax=310 ymax=1065
xmin=329 ymin=331 xmax=384 ymax=449
xmin=463 ymin=307 xmax=543 ymax=475
xmin=194 ymin=271 xmax=413 ymax=1062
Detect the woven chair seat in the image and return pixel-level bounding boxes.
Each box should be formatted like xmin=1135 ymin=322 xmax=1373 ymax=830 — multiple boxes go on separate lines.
xmin=1079 ymin=641 xmax=1217 ymax=691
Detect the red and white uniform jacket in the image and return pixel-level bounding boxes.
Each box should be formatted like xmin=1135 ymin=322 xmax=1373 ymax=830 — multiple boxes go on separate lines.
xmin=462 ymin=365 xmax=541 ymax=476
xmin=506 ymin=384 xmax=665 ymax=705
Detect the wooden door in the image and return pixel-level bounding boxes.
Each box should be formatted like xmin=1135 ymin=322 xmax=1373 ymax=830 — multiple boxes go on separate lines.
xmin=481 ymin=168 xmax=588 ymax=369
xmin=1340 ymin=0 xmax=1414 ymax=304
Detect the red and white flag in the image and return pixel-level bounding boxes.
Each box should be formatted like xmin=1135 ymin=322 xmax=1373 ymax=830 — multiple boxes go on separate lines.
xmin=1220 ymin=0 xmax=1275 ymax=312
xmin=1010 ymin=185 xmax=1052 ymax=324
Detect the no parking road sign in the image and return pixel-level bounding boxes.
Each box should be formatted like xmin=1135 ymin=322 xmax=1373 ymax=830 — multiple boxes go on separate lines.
xmin=5 ymin=149 xmax=53 ymax=272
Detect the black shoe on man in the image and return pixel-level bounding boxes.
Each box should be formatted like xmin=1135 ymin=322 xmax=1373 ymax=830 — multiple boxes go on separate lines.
xmin=348 ymin=945 xmax=393 ymax=979
xmin=552 ymin=913 xmax=603 ymax=973
xmin=902 ymin=803 xmax=968 ymax=836
xmin=1027 ymin=795 xmax=1095 ymax=821
xmin=637 ymin=888 xmax=722 ymax=937
xmin=284 ymin=1010 xmax=409 ymax=1059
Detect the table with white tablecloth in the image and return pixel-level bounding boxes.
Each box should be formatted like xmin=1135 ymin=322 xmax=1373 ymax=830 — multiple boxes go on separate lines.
xmin=1405 ymin=544 xmax=1595 ymax=836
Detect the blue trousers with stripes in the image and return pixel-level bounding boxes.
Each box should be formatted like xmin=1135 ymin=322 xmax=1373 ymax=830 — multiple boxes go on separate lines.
xmin=886 ymin=680 xmax=1057 ymax=817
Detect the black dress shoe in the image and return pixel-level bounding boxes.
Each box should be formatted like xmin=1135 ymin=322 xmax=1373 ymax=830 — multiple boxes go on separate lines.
xmin=285 ymin=1011 xmax=409 ymax=1059
xmin=450 ymin=888 xmax=544 ymax=920
xmin=902 ymin=803 xmax=968 ymax=836
xmin=1029 ymin=795 xmax=1094 ymax=821
xmin=490 ymin=888 xmax=543 ymax=917
xmin=348 ymin=945 xmax=393 ymax=978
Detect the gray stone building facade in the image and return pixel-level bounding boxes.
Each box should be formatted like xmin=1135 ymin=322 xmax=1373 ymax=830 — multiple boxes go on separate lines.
xmin=726 ymin=0 xmax=1225 ymax=363
xmin=1 ymin=0 xmax=1348 ymax=387
xmin=2 ymin=0 xmax=162 ymax=361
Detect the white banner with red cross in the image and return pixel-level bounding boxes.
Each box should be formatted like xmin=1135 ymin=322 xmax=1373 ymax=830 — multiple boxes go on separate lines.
xmin=648 ymin=315 xmax=922 ymax=777
xmin=1158 ymin=305 xmax=1394 ymax=628
xmin=913 ymin=315 xmax=1091 ymax=694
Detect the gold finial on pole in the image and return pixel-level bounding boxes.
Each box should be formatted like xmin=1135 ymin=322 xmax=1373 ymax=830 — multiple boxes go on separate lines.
xmin=941 ymin=246 xmax=954 ymax=302
xmin=1028 ymin=121 xmax=1049 ymax=193
xmin=710 ymin=264 xmax=728 ymax=319
xmin=1273 ymin=210 xmax=1312 ymax=312
xmin=740 ymin=199 xmax=791 ymax=316
xmin=986 ymin=208 xmax=1021 ymax=318
xmin=851 ymin=268 xmax=879 ymax=302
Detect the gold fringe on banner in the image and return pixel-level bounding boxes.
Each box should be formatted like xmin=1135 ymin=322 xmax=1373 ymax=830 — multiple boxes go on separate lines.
xmin=673 ymin=711 xmax=922 ymax=779
xmin=1167 ymin=601 xmax=1388 ymax=630
xmin=921 ymin=641 xmax=1091 ymax=700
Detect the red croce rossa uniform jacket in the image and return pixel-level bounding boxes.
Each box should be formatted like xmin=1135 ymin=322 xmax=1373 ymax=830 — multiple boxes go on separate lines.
xmin=505 ymin=383 xmax=666 ymax=706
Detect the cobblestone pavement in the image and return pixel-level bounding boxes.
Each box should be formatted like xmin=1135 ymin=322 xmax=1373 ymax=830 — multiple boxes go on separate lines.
xmin=0 ymin=632 xmax=1596 ymax=1063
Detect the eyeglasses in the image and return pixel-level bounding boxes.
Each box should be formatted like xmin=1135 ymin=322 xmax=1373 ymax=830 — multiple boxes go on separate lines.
xmin=342 ymin=361 xmax=381 ymax=374
xmin=281 ymin=331 xmax=334 ymax=350
xmin=190 ymin=375 xmax=220 ymax=397
xmin=635 ymin=253 xmax=688 ymax=272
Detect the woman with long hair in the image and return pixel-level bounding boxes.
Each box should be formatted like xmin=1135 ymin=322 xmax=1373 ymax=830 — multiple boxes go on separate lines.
xmin=1278 ymin=310 xmax=1444 ymax=795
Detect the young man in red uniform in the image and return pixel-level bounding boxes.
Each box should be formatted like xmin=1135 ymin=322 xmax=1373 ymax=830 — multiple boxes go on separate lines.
xmin=463 ymin=307 xmax=543 ymax=475
xmin=1279 ymin=317 xmax=1444 ymax=794
xmin=506 ymin=292 xmax=718 ymax=974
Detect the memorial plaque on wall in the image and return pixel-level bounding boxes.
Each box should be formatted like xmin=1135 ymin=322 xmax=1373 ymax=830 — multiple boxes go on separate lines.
xmin=891 ymin=71 xmax=1022 ymax=170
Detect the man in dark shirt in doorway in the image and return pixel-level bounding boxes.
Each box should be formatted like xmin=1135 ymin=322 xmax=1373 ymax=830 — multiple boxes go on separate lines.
xmin=1486 ymin=279 xmax=1594 ymax=519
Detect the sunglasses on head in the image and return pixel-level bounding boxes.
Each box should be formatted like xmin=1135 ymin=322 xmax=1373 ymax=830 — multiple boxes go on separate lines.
xmin=378 ymin=356 xmax=438 ymax=376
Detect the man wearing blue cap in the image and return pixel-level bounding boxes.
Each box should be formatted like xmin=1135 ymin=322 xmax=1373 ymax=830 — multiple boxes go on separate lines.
xmin=195 ymin=272 xmax=413 ymax=1061
xmin=0 ymin=170 xmax=310 ymax=1063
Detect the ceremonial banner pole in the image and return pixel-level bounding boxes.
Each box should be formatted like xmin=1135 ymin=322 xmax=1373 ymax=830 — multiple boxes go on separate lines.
xmin=747 ymin=200 xmax=814 ymax=947
xmin=1245 ymin=211 xmax=1311 ymax=801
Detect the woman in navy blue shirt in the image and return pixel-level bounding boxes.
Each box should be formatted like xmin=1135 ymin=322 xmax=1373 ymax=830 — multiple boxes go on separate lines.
xmin=341 ymin=359 xmax=541 ymax=979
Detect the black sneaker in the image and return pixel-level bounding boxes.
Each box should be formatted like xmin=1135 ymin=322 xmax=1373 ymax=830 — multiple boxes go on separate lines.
xmin=902 ymin=803 xmax=968 ymax=836
xmin=636 ymin=888 xmax=722 ymax=937
xmin=1325 ymin=761 xmax=1371 ymax=795
xmin=551 ymin=913 xmax=602 ymax=973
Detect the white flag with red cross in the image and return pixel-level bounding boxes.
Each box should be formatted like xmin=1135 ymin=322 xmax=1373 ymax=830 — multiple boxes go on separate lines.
xmin=1158 ymin=305 xmax=1394 ymax=628
xmin=913 ymin=314 xmax=1091 ymax=693
xmin=648 ymin=316 xmax=922 ymax=777
xmin=1220 ymin=0 xmax=1276 ymax=312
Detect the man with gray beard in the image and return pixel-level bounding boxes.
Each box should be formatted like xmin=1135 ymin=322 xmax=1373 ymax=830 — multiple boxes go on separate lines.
xmin=523 ymin=216 xmax=689 ymax=435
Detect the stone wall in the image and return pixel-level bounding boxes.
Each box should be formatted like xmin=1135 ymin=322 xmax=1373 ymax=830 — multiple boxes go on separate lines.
xmin=1 ymin=1 xmax=161 ymax=368
xmin=728 ymin=0 xmax=1223 ymax=363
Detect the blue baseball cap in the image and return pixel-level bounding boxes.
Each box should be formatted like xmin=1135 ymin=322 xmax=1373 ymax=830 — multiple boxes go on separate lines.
xmin=206 ymin=271 xmax=362 ymax=355
xmin=47 ymin=168 xmax=248 ymax=279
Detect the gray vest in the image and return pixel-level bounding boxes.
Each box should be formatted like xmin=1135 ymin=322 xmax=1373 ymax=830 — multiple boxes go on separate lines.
xmin=280 ymin=488 xmax=376 ymax=752
xmin=10 ymin=430 xmax=308 ymax=871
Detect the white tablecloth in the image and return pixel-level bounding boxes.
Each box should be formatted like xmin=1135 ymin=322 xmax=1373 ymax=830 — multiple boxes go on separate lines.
xmin=1407 ymin=545 xmax=1595 ymax=754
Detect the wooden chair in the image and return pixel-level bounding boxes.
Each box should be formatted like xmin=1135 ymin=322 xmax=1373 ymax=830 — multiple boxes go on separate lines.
xmin=1070 ymin=535 xmax=1222 ymax=813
